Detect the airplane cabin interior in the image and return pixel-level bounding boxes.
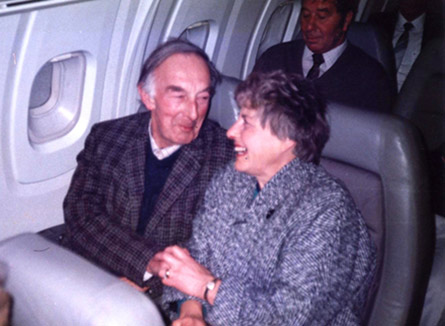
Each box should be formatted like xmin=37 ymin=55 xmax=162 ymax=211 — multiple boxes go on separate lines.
xmin=0 ymin=0 xmax=444 ymax=325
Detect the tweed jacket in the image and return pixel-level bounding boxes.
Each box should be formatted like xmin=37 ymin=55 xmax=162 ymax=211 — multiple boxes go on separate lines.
xmin=63 ymin=112 xmax=233 ymax=294
xmin=253 ymin=40 xmax=395 ymax=113
xmin=163 ymin=158 xmax=376 ymax=325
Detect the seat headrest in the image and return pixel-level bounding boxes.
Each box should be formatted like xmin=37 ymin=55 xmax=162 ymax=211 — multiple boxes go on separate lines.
xmin=208 ymin=75 xmax=240 ymax=129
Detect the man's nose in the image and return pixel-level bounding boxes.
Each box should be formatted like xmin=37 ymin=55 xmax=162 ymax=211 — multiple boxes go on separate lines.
xmin=185 ymin=98 xmax=199 ymax=120
xmin=304 ymin=16 xmax=317 ymax=31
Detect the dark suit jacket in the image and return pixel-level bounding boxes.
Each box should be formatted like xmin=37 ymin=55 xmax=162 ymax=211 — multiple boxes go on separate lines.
xmin=368 ymin=11 xmax=441 ymax=49
xmin=63 ymin=112 xmax=233 ymax=296
xmin=253 ymin=40 xmax=394 ymax=112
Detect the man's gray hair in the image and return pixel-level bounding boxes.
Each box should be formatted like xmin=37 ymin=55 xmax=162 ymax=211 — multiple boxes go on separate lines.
xmin=138 ymin=38 xmax=221 ymax=96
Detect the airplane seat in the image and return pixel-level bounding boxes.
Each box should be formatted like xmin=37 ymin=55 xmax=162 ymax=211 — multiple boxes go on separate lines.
xmin=346 ymin=22 xmax=396 ymax=84
xmin=321 ymin=103 xmax=434 ymax=325
xmin=393 ymin=37 xmax=445 ymax=217
xmin=207 ymin=74 xmax=240 ymax=129
xmin=0 ymin=233 xmax=165 ymax=326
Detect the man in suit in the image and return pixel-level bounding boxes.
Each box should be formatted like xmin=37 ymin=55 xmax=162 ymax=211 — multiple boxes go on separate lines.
xmin=63 ymin=39 xmax=233 ymax=300
xmin=254 ymin=0 xmax=395 ymax=112
xmin=368 ymin=0 xmax=441 ymax=91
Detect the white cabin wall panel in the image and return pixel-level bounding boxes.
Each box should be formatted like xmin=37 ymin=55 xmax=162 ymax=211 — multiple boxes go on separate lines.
xmin=0 ymin=0 xmax=153 ymax=240
xmin=7 ymin=1 xmax=120 ymax=184
xmin=104 ymin=0 xmax=159 ymax=118
xmin=141 ymin=0 xmax=236 ymax=72
xmin=215 ymin=0 xmax=265 ymax=78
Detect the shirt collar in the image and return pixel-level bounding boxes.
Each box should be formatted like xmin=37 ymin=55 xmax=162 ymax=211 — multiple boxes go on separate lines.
xmin=148 ymin=121 xmax=181 ymax=160
xmin=396 ymin=12 xmax=425 ymax=33
xmin=303 ymin=40 xmax=348 ymax=73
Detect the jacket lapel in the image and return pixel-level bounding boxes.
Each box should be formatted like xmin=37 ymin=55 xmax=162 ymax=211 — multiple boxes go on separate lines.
xmin=144 ymin=137 xmax=204 ymax=235
xmin=122 ymin=114 xmax=150 ymax=230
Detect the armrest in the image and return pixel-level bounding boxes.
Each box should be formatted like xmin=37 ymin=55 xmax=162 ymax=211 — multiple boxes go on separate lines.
xmin=0 ymin=233 xmax=165 ymax=326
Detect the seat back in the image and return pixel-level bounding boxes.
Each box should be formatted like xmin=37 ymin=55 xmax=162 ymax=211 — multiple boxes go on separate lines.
xmin=0 ymin=233 xmax=165 ymax=326
xmin=208 ymin=74 xmax=240 ymax=129
xmin=346 ymin=22 xmax=396 ymax=83
xmin=394 ymin=38 xmax=445 ymax=216
xmin=321 ymin=103 xmax=434 ymax=325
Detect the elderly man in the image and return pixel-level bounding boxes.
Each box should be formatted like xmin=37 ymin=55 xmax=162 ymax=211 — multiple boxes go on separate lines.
xmin=254 ymin=0 xmax=395 ymax=112
xmin=63 ymin=39 xmax=233 ymax=299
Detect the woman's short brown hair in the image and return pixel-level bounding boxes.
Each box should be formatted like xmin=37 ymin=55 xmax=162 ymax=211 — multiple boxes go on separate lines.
xmin=235 ymin=71 xmax=330 ymax=164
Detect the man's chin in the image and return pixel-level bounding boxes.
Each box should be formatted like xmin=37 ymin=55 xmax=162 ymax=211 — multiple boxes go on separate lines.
xmin=306 ymin=43 xmax=324 ymax=54
xmin=175 ymin=133 xmax=198 ymax=145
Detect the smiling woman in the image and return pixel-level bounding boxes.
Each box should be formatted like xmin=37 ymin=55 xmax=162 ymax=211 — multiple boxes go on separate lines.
xmin=151 ymin=71 xmax=376 ymax=325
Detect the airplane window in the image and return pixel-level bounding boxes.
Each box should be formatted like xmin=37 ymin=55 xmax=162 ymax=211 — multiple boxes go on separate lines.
xmin=28 ymin=52 xmax=85 ymax=145
xmin=179 ymin=20 xmax=210 ymax=50
xmin=29 ymin=62 xmax=52 ymax=108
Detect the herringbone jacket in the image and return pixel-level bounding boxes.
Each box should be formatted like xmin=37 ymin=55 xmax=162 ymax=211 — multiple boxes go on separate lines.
xmin=63 ymin=112 xmax=233 ymax=296
xmin=163 ymin=158 xmax=376 ymax=325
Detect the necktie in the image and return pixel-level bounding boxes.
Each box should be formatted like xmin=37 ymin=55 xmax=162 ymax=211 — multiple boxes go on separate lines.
xmin=306 ymin=53 xmax=325 ymax=80
xmin=394 ymin=22 xmax=414 ymax=69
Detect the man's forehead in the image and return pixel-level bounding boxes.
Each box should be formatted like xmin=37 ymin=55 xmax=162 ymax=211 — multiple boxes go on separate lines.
xmin=154 ymin=53 xmax=211 ymax=87
xmin=303 ymin=0 xmax=338 ymax=9
xmin=157 ymin=53 xmax=209 ymax=75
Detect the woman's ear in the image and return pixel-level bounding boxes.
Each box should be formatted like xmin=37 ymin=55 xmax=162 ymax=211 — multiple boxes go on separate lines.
xmin=138 ymin=84 xmax=156 ymax=111
xmin=283 ymin=138 xmax=298 ymax=159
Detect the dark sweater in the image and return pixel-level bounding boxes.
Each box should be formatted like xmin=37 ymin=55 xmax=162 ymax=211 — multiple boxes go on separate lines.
xmin=254 ymin=40 xmax=395 ymax=112
xmin=137 ymin=141 xmax=181 ymax=235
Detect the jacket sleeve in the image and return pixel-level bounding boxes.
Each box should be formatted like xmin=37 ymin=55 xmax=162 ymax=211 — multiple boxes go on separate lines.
xmin=206 ymin=199 xmax=374 ymax=325
xmin=160 ymin=167 xmax=230 ymax=312
xmin=63 ymin=124 xmax=159 ymax=285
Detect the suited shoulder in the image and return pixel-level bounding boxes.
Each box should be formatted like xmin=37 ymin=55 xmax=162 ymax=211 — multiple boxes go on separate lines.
xmin=263 ymin=39 xmax=304 ymax=55
xmin=254 ymin=40 xmax=305 ymax=72
xmin=90 ymin=112 xmax=150 ymax=137
xmin=345 ymin=43 xmax=388 ymax=74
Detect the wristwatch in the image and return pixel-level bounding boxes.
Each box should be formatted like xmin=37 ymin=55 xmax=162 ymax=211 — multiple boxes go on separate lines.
xmin=204 ymin=278 xmax=219 ymax=302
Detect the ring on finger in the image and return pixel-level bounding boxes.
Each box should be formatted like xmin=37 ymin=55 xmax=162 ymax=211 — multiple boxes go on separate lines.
xmin=164 ymin=269 xmax=170 ymax=279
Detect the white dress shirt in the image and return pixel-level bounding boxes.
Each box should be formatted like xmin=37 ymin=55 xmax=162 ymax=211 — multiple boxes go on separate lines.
xmin=302 ymin=41 xmax=348 ymax=78
xmin=148 ymin=120 xmax=182 ymax=160
xmin=393 ymin=13 xmax=425 ymax=90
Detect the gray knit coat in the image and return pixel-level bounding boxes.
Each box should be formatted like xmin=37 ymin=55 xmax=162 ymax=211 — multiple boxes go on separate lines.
xmin=162 ymin=158 xmax=376 ymax=325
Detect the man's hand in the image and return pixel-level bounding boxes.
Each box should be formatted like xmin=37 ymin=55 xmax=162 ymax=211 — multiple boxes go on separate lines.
xmin=119 ymin=277 xmax=149 ymax=292
xmin=172 ymin=315 xmax=206 ymax=326
xmin=0 ymin=287 xmax=10 ymax=326
xmin=150 ymin=246 xmax=214 ymax=300
xmin=172 ymin=300 xmax=206 ymax=326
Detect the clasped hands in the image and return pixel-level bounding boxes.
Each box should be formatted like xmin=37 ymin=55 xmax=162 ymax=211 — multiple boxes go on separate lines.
xmin=147 ymin=245 xmax=216 ymax=301
xmin=148 ymin=246 xmax=220 ymax=326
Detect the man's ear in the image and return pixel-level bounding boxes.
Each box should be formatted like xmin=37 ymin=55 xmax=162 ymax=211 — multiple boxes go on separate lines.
xmin=342 ymin=11 xmax=354 ymax=32
xmin=138 ymin=84 xmax=155 ymax=111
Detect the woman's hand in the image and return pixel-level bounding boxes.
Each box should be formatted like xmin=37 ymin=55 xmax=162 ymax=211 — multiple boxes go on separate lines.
xmin=172 ymin=300 xmax=206 ymax=326
xmin=149 ymin=245 xmax=214 ymax=300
